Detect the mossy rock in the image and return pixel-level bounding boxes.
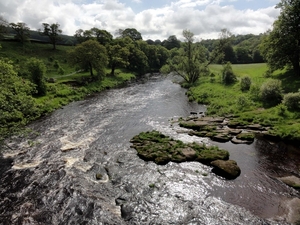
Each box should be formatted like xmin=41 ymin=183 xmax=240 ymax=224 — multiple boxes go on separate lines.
xmin=130 ymin=130 xmax=230 ymax=166
xmin=197 ymin=149 xmax=229 ymax=164
xmin=236 ymin=132 xmax=255 ymax=141
xmin=211 ymin=160 xmax=241 ymax=179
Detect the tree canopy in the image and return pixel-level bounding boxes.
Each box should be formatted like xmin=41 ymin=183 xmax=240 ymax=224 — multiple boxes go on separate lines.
xmin=9 ymin=22 xmax=30 ymax=44
xmin=39 ymin=23 xmax=62 ymax=50
xmin=260 ymin=0 xmax=300 ymax=76
xmin=68 ymin=40 xmax=108 ymax=79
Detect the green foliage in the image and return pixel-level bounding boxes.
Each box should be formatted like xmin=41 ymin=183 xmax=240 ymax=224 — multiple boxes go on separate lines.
xmin=240 ymin=76 xmax=251 ymax=91
xmin=260 ymin=79 xmax=283 ymax=106
xmin=9 ymin=22 xmax=30 ymax=44
xmin=222 ymin=62 xmax=237 ymax=85
xmin=170 ymin=30 xmax=208 ymax=84
xmin=283 ymin=92 xmax=300 ymax=110
xmin=68 ymin=40 xmax=108 ymax=79
xmin=39 ymin=23 xmax=62 ymax=50
xmin=0 ymin=59 xmax=37 ymax=139
xmin=276 ymin=103 xmax=288 ymax=117
xmin=260 ymin=0 xmax=300 ymax=76
xmin=25 ymin=57 xmax=47 ymax=96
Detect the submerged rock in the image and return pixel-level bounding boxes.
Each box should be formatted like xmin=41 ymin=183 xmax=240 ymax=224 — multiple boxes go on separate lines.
xmin=211 ymin=160 xmax=241 ymax=180
xmin=278 ymin=175 xmax=300 ymax=189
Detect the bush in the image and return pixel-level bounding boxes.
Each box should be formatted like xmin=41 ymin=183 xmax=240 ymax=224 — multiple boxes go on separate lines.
xmin=250 ymin=83 xmax=260 ymax=101
xmin=240 ymin=76 xmax=251 ymax=92
xmin=236 ymin=95 xmax=250 ymax=110
xmin=283 ymin=92 xmax=300 ymax=110
xmin=260 ymin=79 xmax=282 ymax=106
xmin=25 ymin=58 xmax=47 ymax=96
xmin=222 ymin=62 xmax=237 ymax=85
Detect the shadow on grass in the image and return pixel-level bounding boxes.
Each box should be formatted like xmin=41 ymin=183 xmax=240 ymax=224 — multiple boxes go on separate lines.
xmin=276 ymin=70 xmax=300 ymax=93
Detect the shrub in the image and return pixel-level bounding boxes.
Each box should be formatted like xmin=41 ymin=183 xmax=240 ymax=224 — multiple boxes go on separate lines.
xmin=283 ymin=92 xmax=300 ymax=110
xmin=222 ymin=62 xmax=237 ymax=85
xmin=250 ymin=83 xmax=261 ymax=101
xmin=276 ymin=103 xmax=288 ymax=117
xmin=236 ymin=95 xmax=250 ymax=110
xmin=260 ymin=79 xmax=282 ymax=106
xmin=25 ymin=57 xmax=47 ymax=96
xmin=240 ymin=76 xmax=251 ymax=92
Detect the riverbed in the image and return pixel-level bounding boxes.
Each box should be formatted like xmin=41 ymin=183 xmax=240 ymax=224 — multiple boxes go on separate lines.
xmin=0 ymin=74 xmax=299 ymax=224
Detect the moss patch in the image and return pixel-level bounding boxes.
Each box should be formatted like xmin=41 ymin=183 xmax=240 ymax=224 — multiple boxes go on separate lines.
xmin=130 ymin=130 xmax=229 ymax=165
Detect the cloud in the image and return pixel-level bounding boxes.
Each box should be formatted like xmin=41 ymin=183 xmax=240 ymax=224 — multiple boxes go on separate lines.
xmin=0 ymin=0 xmax=280 ymax=41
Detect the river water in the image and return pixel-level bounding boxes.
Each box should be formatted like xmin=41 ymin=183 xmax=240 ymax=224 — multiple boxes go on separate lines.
xmin=0 ymin=74 xmax=299 ymax=224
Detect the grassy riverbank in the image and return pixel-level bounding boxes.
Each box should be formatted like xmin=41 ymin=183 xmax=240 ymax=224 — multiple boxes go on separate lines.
xmin=187 ymin=63 xmax=300 ymax=143
xmin=0 ymin=41 xmax=136 ymax=116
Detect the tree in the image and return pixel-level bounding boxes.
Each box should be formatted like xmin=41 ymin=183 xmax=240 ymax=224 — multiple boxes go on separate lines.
xmin=0 ymin=16 xmax=8 ymax=39
xmin=107 ymin=38 xmax=130 ymax=75
xmin=39 ymin=23 xmax=62 ymax=50
xmin=91 ymin=28 xmax=113 ymax=45
xmin=68 ymin=40 xmax=108 ymax=79
xmin=171 ymin=30 xmax=208 ymax=84
xmin=0 ymin=59 xmax=36 ymax=141
xmin=9 ymin=22 xmax=30 ymax=44
xmin=210 ymin=28 xmax=233 ymax=64
xmin=260 ymin=0 xmax=300 ymax=76
xmin=162 ymin=35 xmax=181 ymax=50
xmin=118 ymin=28 xmax=142 ymax=41
xmin=25 ymin=58 xmax=47 ymax=96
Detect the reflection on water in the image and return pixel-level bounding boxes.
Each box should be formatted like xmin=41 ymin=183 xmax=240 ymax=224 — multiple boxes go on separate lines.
xmin=0 ymin=74 xmax=298 ymax=224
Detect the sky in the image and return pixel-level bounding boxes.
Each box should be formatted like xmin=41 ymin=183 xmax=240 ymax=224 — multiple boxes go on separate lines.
xmin=0 ymin=0 xmax=281 ymax=41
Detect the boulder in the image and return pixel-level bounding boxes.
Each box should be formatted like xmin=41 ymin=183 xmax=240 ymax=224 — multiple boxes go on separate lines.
xmin=211 ymin=160 xmax=241 ymax=179
xmin=278 ymin=175 xmax=300 ymax=189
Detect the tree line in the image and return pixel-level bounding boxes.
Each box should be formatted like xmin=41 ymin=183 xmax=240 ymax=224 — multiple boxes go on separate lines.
xmin=0 ymin=0 xmax=299 ymax=144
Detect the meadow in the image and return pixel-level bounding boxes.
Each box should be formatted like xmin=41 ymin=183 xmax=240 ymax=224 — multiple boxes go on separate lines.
xmin=187 ymin=63 xmax=300 ymax=142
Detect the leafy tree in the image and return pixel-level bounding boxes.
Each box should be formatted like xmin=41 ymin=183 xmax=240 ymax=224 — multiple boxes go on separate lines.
xmin=107 ymin=38 xmax=130 ymax=75
xmin=162 ymin=35 xmax=181 ymax=50
xmin=171 ymin=30 xmax=208 ymax=83
xmin=9 ymin=22 xmax=30 ymax=44
xmin=25 ymin=58 xmax=47 ymax=96
xmin=126 ymin=42 xmax=149 ymax=74
xmin=91 ymin=28 xmax=113 ymax=45
xmin=0 ymin=59 xmax=37 ymax=141
xmin=235 ymin=47 xmax=252 ymax=64
xmin=222 ymin=62 xmax=237 ymax=85
xmin=39 ymin=23 xmax=62 ymax=50
xmin=68 ymin=40 xmax=108 ymax=79
xmin=118 ymin=28 xmax=143 ymax=41
xmin=210 ymin=29 xmax=233 ymax=64
xmin=260 ymin=0 xmax=300 ymax=76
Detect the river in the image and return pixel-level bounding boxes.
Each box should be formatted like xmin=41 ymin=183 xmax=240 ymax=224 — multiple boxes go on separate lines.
xmin=0 ymin=74 xmax=299 ymax=224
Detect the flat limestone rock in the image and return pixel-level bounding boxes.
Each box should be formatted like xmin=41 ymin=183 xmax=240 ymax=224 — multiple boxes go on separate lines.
xmin=286 ymin=198 xmax=300 ymax=224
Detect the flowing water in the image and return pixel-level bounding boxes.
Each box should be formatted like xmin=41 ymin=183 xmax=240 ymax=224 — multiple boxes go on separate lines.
xmin=0 ymin=74 xmax=299 ymax=224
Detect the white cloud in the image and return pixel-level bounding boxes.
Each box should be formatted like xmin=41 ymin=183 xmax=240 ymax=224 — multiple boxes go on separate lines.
xmin=0 ymin=0 xmax=280 ymax=41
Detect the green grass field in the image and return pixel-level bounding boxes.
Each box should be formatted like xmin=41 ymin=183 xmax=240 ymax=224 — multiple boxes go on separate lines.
xmin=188 ymin=63 xmax=300 ymax=142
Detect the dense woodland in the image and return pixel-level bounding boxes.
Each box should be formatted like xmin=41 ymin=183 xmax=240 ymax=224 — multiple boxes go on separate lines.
xmin=0 ymin=0 xmax=300 ymax=144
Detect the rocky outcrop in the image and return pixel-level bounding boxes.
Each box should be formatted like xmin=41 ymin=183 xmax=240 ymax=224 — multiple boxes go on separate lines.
xmin=179 ymin=116 xmax=264 ymax=144
xmin=130 ymin=130 xmax=240 ymax=179
xmin=211 ymin=160 xmax=241 ymax=180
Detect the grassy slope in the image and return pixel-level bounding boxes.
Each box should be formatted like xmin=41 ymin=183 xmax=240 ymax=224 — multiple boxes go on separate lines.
xmin=0 ymin=41 xmax=136 ymax=116
xmin=189 ymin=63 xmax=300 ymax=142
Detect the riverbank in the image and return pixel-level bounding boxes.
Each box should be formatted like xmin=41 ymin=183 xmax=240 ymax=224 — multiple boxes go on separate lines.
xmin=187 ymin=64 xmax=300 ymax=144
